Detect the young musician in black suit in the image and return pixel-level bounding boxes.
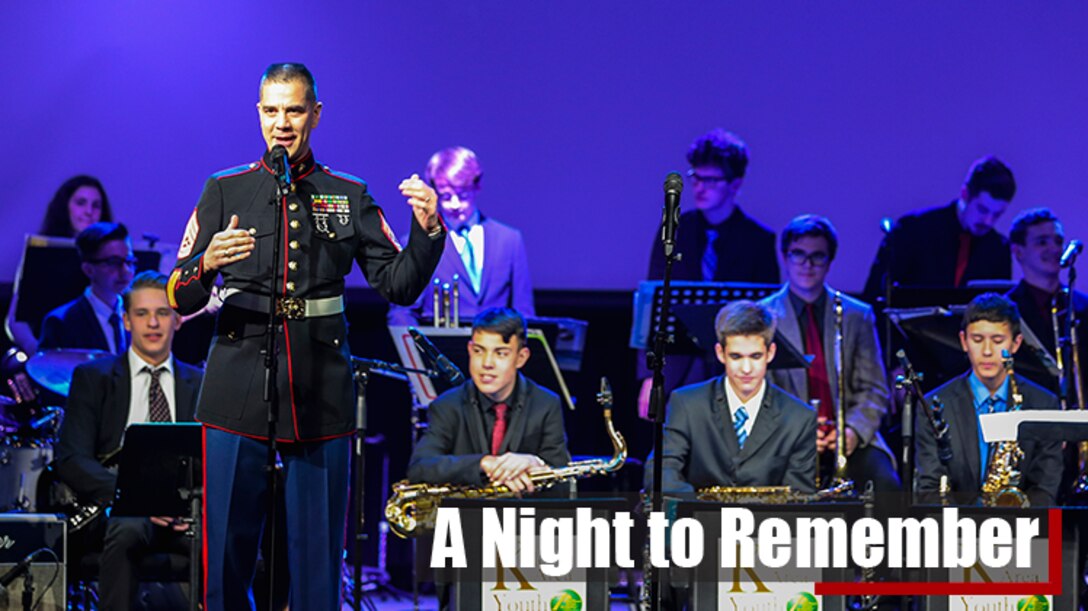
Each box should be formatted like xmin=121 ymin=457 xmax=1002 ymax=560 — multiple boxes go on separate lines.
xmin=54 ymin=271 xmax=202 ymax=611
xmin=646 ymin=300 xmax=817 ymax=495
xmin=408 ymin=307 xmax=570 ymax=493
xmin=915 ymin=293 xmax=1062 ymax=506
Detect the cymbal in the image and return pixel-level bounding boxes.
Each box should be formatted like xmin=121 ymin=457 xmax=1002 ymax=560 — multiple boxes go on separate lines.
xmin=26 ymin=349 xmax=110 ymax=397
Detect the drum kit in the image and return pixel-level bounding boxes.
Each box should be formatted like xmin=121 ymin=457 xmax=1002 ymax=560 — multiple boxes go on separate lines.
xmin=0 ymin=347 xmax=109 ymax=513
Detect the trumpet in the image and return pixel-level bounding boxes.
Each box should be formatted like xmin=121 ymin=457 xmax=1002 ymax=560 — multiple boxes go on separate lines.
xmin=385 ymin=377 xmax=627 ymax=538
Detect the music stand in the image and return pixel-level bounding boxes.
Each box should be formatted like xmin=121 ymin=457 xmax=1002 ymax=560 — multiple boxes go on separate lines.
xmin=671 ymin=304 xmax=811 ymax=371
xmin=888 ymin=305 xmax=1054 ymax=391
xmin=389 ymin=325 xmax=576 ymax=410
xmin=629 ymin=281 xmax=779 ymax=351
xmin=11 ymin=234 xmax=164 ymax=335
xmin=111 ymin=423 xmax=202 ymax=611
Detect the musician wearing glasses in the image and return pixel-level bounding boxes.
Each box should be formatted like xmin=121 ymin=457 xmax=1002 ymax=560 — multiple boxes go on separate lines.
xmin=762 ymin=215 xmax=900 ymax=492
xmin=915 ymin=294 xmax=1062 ymax=506
xmin=1004 ymin=208 xmax=1088 ymax=397
xmin=645 ymin=300 xmax=817 ymax=495
xmin=388 ymin=146 xmax=536 ymax=326
xmin=54 ymin=271 xmax=202 ymax=611
xmin=638 ymin=129 xmax=779 ymax=418
xmin=39 ymin=221 xmax=136 ymax=354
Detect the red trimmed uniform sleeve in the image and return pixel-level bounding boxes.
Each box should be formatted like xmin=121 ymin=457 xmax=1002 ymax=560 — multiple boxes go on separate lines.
xmin=354 ymin=191 xmax=446 ymax=306
xmin=168 ymin=177 xmax=223 ymax=315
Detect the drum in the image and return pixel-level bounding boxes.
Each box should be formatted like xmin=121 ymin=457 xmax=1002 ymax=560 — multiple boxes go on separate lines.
xmin=0 ymin=442 xmax=53 ymax=512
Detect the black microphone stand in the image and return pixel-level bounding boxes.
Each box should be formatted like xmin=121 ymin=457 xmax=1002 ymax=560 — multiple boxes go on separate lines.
xmin=349 ymin=357 xmax=438 ymax=611
xmin=645 ymin=179 xmax=681 ymax=611
xmin=263 ymin=150 xmax=290 ymax=610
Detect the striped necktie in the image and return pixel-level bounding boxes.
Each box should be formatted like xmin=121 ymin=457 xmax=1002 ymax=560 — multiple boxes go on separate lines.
xmin=733 ymin=405 xmax=749 ymax=449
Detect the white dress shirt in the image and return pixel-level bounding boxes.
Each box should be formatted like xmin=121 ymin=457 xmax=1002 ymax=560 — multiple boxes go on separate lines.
xmin=126 ymin=349 xmax=176 ymax=427
xmin=84 ymin=287 xmax=124 ymax=354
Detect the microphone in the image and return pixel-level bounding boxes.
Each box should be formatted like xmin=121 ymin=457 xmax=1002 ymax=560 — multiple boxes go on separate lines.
xmin=408 ymin=327 xmax=465 ymax=386
xmin=1060 ymin=239 xmax=1083 ymax=269
xmin=880 ymin=218 xmax=894 ymax=235
xmin=270 ymin=144 xmax=292 ymax=192
xmin=662 ymin=172 xmax=683 ymax=256
xmin=0 ymin=549 xmax=39 ymax=591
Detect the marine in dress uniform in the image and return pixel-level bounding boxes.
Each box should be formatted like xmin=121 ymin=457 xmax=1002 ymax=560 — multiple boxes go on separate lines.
xmin=168 ymin=64 xmax=445 ymax=610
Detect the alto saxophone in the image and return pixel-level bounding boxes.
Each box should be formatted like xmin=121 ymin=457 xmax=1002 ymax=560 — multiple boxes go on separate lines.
xmin=385 ymin=377 xmax=627 ymax=538
xmin=697 ymin=480 xmax=855 ymax=504
xmin=980 ymin=350 xmax=1027 ymax=507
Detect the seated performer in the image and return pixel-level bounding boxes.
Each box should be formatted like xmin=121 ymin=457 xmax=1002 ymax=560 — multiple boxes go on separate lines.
xmin=38 ymin=222 xmax=136 ymax=354
xmin=645 ymin=300 xmax=817 ymax=495
xmin=638 ymin=128 xmax=779 ymax=418
xmin=388 ymin=146 xmax=535 ymax=325
xmin=54 ymin=271 xmax=203 ymax=611
xmin=915 ymin=293 xmax=1062 ymax=506
xmin=1004 ymin=207 xmax=1088 ymax=396
xmin=407 ymin=307 xmax=569 ymax=492
xmin=762 ymin=215 xmax=901 ymax=491
xmin=864 ymin=156 xmax=1015 ymax=301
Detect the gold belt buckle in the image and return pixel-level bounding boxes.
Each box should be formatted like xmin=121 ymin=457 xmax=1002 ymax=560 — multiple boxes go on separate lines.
xmin=276 ymin=297 xmax=306 ymax=320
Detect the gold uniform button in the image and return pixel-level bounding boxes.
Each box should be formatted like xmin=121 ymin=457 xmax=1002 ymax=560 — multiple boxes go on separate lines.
xmin=328 ymin=232 xmax=336 ymax=239
xmin=227 ymin=331 xmax=239 ymax=341
xmin=333 ymin=338 xmax=340 ymax=347
xmin=289 ymin=240 xmax=300 ymax=250
xmin=248 ymin=227 xmax=257 ymax=235
xmin=288 ymin=261 xmax=298 ymax=271
xmin=290 ymin=220 xmax=300 ymax=230
xmin=288 ymin=202 xmax=299 ymax=212
xmin=286 ymin=281 xmax=296 ymax=292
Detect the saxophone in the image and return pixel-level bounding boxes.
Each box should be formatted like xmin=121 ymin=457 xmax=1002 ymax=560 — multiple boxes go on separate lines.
xmin=980 ymin=350 xmax=1028 ymax=507
xmin=697 ymin=480 xmax=855 ymax=504
xmin=385 ymin=377 xmax=627 ymax=538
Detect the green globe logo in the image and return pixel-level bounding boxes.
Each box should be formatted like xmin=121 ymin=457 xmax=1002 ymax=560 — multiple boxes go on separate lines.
xmin=786 ymin=591 xmax=819 ymax=611
xmin=1017 ymin=595 xmax=1049 ymax=611
xmin=550 ymin=589 xmax=583 ymax=611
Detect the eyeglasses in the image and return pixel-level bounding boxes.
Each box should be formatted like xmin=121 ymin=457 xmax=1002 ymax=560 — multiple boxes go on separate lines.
xmin=686 ymin=169 xmax=729 ymax=185
xmin=785 ymin=249 xmax=830 ymax=267
xmin=88 ymin=256 xmax=138 ymax=269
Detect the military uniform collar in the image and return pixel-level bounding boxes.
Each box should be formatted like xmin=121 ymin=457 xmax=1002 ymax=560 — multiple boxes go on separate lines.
xmin=260 ymin=148 xmax=316 ymax=180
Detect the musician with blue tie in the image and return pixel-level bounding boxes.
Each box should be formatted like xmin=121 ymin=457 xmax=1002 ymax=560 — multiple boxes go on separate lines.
xmin=645 ymin=300 xmax=817 ymax=495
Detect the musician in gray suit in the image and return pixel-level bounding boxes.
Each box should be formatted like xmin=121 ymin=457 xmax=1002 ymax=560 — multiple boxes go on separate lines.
xmin=915 ymin=293 xmax=1062 ymax=506
xmin=645 ymin=300 xmax=817 ymax=495
xmin=762 ymin=215 xmax=901 ymax=492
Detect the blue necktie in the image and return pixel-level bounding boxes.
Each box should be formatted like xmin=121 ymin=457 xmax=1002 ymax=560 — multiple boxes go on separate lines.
xmin=458 ymin=226 xmax=481 ymax=293
xmin=109 ymin=311 xmax=126 ymax=355
xmin=734 ymin=406 xmax=749 ymax=449
xmin=702 ymin=229 xmax=719 ymax=281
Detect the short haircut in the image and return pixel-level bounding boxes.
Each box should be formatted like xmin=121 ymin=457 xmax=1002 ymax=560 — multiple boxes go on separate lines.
xmin=715 ymin=300 xmax=776 ymax=347
xmin=1009 ymin=207 xmax=1062 ymax=246
xmin=40 ymin=175 xmax=113 ymax=238
xmin=963 ymin=156 xmax=1016 ymax=202
xmin=122 ymin=270 xmax=169 ymax=312
xmin=76 ymin=222 xmax=129 ymax=261
xmin=780 ymin=214 xmax=839 ymax=261
xmin=686 ymin=128 xmax=749 ymax=181
xmin=260 ymin=63 xmax=318 ymax=104
xmin=962 ymin=293 xmax=1021 ymax=337
xmin=425 ymin=146 xmax=482 ymax=188
xmin=472 ymin=307 xmax=527 ymax=347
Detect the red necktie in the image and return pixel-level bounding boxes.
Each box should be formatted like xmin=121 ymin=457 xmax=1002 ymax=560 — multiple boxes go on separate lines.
xmin=953 ymin=231 xmax=972 ymax=288
xmin=491 ymin=402 xmax=508 ymax=455
xmin=803 ymin=303 xmax=833 ymax=422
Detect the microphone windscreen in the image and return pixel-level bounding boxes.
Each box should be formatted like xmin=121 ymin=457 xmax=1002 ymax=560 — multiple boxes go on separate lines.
xmin=664 ymin=172 xmax=684 ymax=195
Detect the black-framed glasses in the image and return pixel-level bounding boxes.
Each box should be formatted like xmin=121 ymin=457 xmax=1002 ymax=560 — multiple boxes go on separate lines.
xmin=785 ymin=249 xmax=830 ymax=267
xmin=88 ymin=256 xmax=138 ymax=269
xmin=685 ymin=169 xmax=729 ymax=185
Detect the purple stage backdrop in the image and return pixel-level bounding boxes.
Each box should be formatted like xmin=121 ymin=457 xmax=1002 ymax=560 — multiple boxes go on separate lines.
xmin=6 ymin=2 xmax=1087 ymax=292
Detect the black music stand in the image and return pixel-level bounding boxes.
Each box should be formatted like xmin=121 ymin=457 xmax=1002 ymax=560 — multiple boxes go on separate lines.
xmin=629 ymin=281 xmax=780 ymax=352
xmin=671 ymin=304 xmax=811 ymax=371
xmin=112 ymin=423 xmax=202 ymax=611
xmin=888 ymin=305 xmax=1054 ymax=391
xmin=11 ymin=234 xmax=162 ymax=335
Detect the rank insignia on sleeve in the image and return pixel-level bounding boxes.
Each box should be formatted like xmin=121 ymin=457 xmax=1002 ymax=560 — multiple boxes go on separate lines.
xmin=311 ymin=194 xmax=351 ymax=233
xmin=177 ymin=208 xmax=199 ymax=259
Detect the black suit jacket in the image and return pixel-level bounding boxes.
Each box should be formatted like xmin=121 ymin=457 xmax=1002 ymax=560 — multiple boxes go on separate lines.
xmin=916 ymin=372 xmax=1062 ymax=506
xmin=407 ymin=374 xmax=570 ymax=486
xmin=38 ymin=294 xmax=111 ymax=352
xmin=648 ymin=206 xmax=779 ymax=284
xmin=863 ymin=201 xmax=1011 ymax=300
xmin=55 ymin=355 xmax=203 ymax=504
xmin=645 ymin=377 xmax=817 ymax=495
